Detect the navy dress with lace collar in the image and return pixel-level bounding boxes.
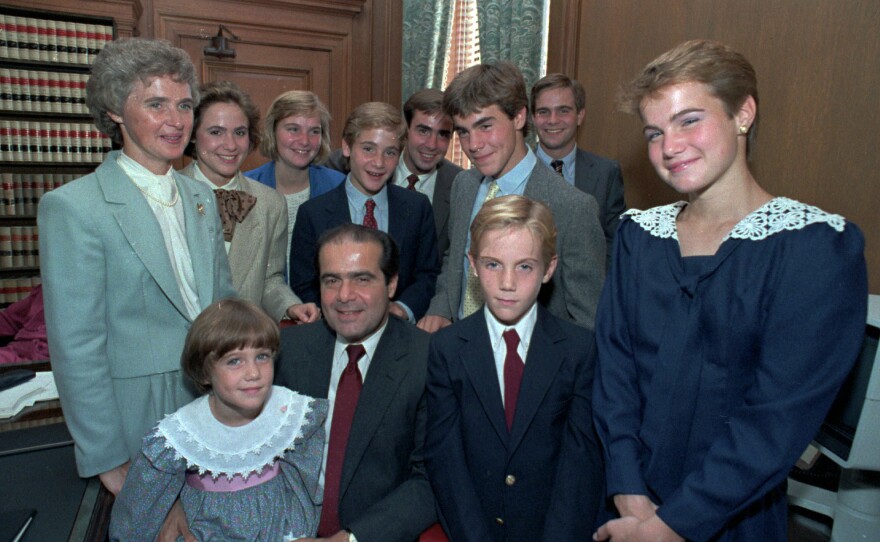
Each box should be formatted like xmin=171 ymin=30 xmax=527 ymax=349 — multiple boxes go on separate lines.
xmin=594 ymin=197 xmax=867 ymax=541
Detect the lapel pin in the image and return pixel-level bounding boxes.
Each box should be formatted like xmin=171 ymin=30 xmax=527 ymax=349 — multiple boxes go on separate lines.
xmin=197 ymin=203 xmax=205 ymax=215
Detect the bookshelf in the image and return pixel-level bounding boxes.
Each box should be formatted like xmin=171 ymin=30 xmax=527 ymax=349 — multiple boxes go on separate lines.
xmin=0 ymin=6 xmax=115 ymax=304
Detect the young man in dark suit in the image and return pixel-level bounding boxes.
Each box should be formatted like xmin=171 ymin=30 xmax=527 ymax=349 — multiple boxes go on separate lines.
xmin=425 ymin=195 xmax=604 ymax=541
xmin=326 ymin=89 xmax=462 ymax=255
xmin=290 ymin=102 xmax=439 ymax=322
xmin=531 ymin=73 xmax=626 ymax=267
xmin=395 ymin=89 xmax=461 ymax=255
xmin=277 ymin=224 xmax=437 ymax=542
xmin=417 ymin=62 xmax=606 ymax=333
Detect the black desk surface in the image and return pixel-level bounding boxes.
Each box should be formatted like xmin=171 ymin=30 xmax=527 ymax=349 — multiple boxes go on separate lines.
xmin=0 ymin=423 xmax=106 ymax=541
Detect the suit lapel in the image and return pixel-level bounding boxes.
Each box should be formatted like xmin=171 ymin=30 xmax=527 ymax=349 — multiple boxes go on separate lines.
xmin=340 ymin=318 xmax=410 ymax=497
xmin=507 ymin=308 xmax=567 ymax=455
xmin=323 ymin=182 xmax=352 ymax=225
xmin=523 ymin=162 xmax=551 ymax=202
xmin=100 ymin=156 xmax=190 ymax=319
xmin=300 ymin=322 xmax=337 ymax=399
xmin=386 ymin=186 xmax=409 ymax=243
xmin=226 ymin=174 xmax=263 ymax=289
xmin=575 ymin=150 xmax=599 ymax=196
xmin=458 ymin=315 xmax=509 ymax=444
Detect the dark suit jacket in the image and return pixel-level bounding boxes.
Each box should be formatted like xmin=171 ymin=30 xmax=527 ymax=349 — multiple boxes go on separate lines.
xmin=428 ymin=158 xmax=461 ymax=256
xmin=573 ymin=148 xmax=625 ymax=268
xmin=425 ymin=307 xmax=604 ymax=541
xmin=289 ymin=182 xmax=440 ymax=319
xmin=326 ymin=148 xmax=460 ymax=254
xmin=275 ymin=317 xmax=437 ymax=542
xmin=428 ymin=161 xmax=606 ymax=330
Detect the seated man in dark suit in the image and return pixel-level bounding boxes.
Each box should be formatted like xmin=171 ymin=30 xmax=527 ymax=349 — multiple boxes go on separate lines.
xmin=531 ymin=73 xmax=626 ymax=268
xmin=290 ymin=102 xmax=440 ymax=322
xmin=417 ymin=62 xmax=606 ymax=333
xmin=326 ymin=90 xmax=462 ymax=255
xmin=276 ymin=224 xmax=437 ymax=542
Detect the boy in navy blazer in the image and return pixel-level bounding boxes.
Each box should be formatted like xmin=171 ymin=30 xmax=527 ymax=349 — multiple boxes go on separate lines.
xmin=425 ymin=195 xmax=604 ymax=541
xmin=290 ymin=102 xmax=439 ymax=321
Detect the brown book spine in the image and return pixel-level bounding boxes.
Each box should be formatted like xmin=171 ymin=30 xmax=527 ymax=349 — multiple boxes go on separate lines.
xmin=0 ymin=227 xmax=11 ymax=268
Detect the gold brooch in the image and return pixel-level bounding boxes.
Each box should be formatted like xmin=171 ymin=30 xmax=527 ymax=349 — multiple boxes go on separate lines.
xmin=197 ymin=203 xmax=205 ymax=215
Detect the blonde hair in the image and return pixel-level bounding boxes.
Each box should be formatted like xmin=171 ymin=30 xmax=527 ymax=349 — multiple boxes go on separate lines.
xmin=260 ymin=90 xmax=332 ymax=164
xmin=342 ymin=102 xmax=407 ymax=150
xmin=469 ymin=195 xmax=557 ymax=267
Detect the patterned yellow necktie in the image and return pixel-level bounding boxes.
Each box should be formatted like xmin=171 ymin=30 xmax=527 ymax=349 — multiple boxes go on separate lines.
xmin=462 ymin=181 xmax=500 ymax=317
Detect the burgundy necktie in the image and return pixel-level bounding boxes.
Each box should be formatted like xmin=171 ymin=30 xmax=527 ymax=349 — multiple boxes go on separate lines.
xmin=550 ymin=159 xmax=564 ymax=176
xmin=503 ymin=329 xmax=524 ymax=430
xmin=318 ymin=344 xmax=365 ymax=536
xmin=363 ymin=199 xmax=378 ymax=229
xmin=406 ymin=173 xmax=419 ymax=190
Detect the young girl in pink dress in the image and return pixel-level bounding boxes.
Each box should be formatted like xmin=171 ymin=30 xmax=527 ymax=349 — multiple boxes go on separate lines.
xmin=110 ymin=298 xmax=327 ymax=541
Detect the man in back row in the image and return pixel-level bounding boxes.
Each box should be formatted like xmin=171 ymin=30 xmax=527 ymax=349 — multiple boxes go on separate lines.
xmin=328 ymin=89 xmax=462 ymax=255
xmin=417 ymin=62 xmax=606 ymax=333
xmin=531 ymin=73 xmax=626 ymax=267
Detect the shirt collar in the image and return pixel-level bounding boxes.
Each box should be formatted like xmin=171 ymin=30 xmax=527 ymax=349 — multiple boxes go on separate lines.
xmin=484 ymin=303 xmax=538 ymax=352
xmin=492 ymin=147 xmax=537 ymax=193
xmin=345 ymin=176 xmax=389 ymax=208
xmin=333 ymin=316 xmax=390 ymax=369
xmin=192 ymin=161 xmax=240 ymax=190
xmin=535 ymin=144 xmax=576 ymax=168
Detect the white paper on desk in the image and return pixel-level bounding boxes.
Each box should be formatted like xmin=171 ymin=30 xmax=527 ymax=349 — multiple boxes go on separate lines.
xmin=0 ymin=371 xmax=59 ymax=419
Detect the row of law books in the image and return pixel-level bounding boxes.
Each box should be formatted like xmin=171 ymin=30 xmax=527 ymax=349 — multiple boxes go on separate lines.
xmin=1 ymin=67 xmax=88 ymax=114
xmin=0 ymin=120 xmax=110 ymax=163
xmin=0 ymin=276 xmax=40 ymax=304
xmin=0 ymin=13 xmax=113 ymax=65
xmin=0 ymin=172 xmax=75 ymax=216
xmin=0 ymin=226 xmax=39 ymax=269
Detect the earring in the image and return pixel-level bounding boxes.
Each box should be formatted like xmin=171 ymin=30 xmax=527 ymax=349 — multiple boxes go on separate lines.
xmin=739 ymin=125 xmax=748 ymax=135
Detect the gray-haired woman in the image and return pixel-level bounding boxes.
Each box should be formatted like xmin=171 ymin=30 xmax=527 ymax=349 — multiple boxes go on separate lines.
xmin=38 ymin=38 xmax=236 ymax=495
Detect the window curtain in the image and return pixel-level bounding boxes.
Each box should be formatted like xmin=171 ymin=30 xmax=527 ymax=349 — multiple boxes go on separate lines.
xmin=402 ymin=0 xmax=455 ymax=104
xmin=476 ymin=0 xmax=548 ymax=92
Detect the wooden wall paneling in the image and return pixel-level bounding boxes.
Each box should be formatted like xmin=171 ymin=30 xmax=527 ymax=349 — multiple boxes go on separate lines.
xmin=561 ymin=0 xmax=880 ymax=291
xmin=0 ymin=0 xmax=142 ymax=37
xmin=148 ymin=0 xmax=402 ymax=168
xmin=156 ymin=12 xmax=352 ymax=172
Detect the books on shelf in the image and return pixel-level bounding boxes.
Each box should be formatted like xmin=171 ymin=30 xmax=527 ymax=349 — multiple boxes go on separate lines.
xmin=0 ymin=171 xmax=76 ymax=216
xmin=0 ymin=13 xmax=113 ymax=65
xmin=0 ymin=275 xmax=40 ymax=303
xmin=0 ymin=67 xmax=89 ymax=114
xmin=0 ymin=120 xmax=110 ymax=163
xmin=0 ymin=226 xmax=39 ymax=269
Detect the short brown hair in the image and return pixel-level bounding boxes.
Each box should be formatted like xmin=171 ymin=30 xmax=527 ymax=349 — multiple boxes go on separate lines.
xmin=186 ymin=80 xmax=260 ymax=157
xmin=403 ymin=88 xmax=445 ymax=126
xmin=260 ymin=90 xmax=332 ymax=164
xmin=443 ymin=62 xmax=530 ymax=138
xmin=341 ymin=102 xmax=407 ymax=150
xmin=181 ymin=298 xmax=279 ymax=393
xmin=530 ymin=73 xmax=585 ymax=113
xmin=469 ymin=195 xmax=557 ymax=268
xmin=618 ymin=39 xmax=759 ymax=156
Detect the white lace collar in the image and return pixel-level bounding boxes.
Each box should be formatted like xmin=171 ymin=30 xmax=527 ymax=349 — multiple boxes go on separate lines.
xmin=624 ymin=197 xmax=845 ymax=241
xmin=155 ymin=386 xmax=321 ymax=479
